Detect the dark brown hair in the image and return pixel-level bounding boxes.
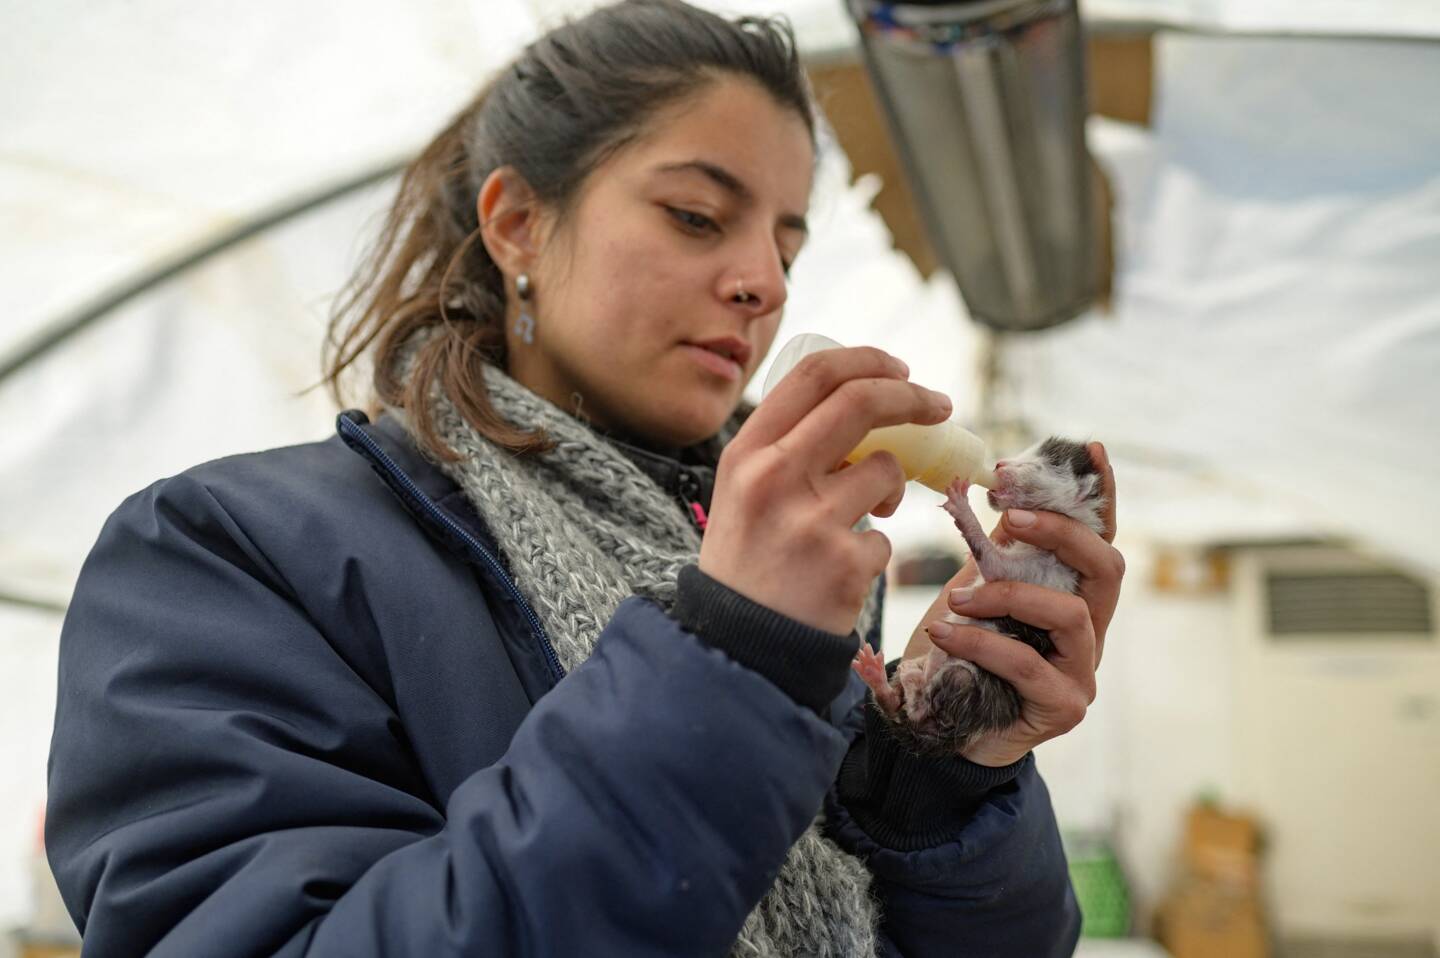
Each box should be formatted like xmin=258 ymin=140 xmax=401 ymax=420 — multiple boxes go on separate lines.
xmin=323 ymin=0 xmax=815 ymax=461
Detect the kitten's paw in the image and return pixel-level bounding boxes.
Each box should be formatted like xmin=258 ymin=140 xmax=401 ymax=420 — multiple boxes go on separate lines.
xmin=853 ymin=645 xmax=902 ymax=716
xmin=852 ymin=644 xmax=888 ymax=688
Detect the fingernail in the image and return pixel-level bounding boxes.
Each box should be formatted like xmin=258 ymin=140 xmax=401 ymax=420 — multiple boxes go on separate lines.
xmin=950 ymin=586 xmax=975 ymax=606
xmin=892 ymin=357 xmax=910 ymax=377
xmin=1007 ymin=509 xmax=1037 ymax=528
xmin=928 ymin=621 xmax=954 ymax=639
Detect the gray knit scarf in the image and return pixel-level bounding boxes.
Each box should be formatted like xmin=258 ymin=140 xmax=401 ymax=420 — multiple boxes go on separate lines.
xmin=391 ymin=346 xmax=885 ymax=956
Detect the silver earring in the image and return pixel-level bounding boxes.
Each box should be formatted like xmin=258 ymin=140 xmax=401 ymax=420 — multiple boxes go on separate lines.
xmin=514 ymin=272 xmax=535 ymax=345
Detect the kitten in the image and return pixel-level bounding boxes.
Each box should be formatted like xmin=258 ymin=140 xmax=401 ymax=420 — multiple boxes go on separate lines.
xmin=853 ymin=437 xmax=1106 ymax=758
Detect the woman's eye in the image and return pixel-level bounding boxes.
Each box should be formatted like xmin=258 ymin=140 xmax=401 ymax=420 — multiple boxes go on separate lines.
xmin=667 ymin=205 xmax=793 ymax=278
xmin=667 ymin=207 xmax=717 ymax=233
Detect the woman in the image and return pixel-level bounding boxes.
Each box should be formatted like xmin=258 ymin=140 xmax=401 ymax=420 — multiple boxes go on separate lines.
xmin=47 ymin=1 xmax=1123 ymax=954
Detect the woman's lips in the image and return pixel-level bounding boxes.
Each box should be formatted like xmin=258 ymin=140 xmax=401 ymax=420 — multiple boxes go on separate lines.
xmin=681 ymin=343 xmax=741 ymax=382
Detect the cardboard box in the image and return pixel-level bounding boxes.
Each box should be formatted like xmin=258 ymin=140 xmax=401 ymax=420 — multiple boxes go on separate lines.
xmin=1184 ymin=803 xmax=1263 ymax=890
xmin=1156 ymin=879 xmax=1270 ymax=958
xmin=1156 ymin=801 xmax=1271 ymax=957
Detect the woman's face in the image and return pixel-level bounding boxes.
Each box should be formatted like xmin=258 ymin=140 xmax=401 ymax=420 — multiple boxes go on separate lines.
xmin=508 ymin=74 xmax=815 ymax=449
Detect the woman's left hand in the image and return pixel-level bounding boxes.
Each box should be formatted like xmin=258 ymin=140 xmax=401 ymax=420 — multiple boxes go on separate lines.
xmin=927 ymin=442 xmax=1124 ymax=767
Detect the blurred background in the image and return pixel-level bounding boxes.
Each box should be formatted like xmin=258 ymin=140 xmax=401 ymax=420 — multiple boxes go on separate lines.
xmin=3 ymin=1 xmax=1438 ymax=955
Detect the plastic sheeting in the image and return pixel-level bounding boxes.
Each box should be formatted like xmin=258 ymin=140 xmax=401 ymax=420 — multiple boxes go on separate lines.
xmin=11 ymin=0 xmax=1439 ymax=366
xmin=1002 ymin=34 xmax=1440 ymax=576
xmin=1079 ymin=0 xmax=1440 ymax=39
xmin=2 ymin=0 xmax=538 ymax=361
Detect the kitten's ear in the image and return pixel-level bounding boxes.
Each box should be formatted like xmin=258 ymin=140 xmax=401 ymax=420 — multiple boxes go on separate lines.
xmin=1074 ymin=473 xmax=1101 ymax=505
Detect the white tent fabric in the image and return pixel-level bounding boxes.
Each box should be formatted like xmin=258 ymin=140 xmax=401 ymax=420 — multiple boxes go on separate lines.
xmin=2 ymin=0 xmax=537 ymax=363
xmin=1004 ymin=35 xmax=1440 ymax=577
xmin=4 ymin=0 xmax=1439 ymax=929
xmin=1079 ymin=0 xmax=1440 ymax=39
xmin=9 ymin=0 xmax=1440 ymax=372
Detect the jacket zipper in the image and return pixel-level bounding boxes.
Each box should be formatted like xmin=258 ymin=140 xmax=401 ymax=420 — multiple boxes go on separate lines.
xmin=675 ymin=468 xmax=708 ymax=534
xmin=338 ymin=414 xmax=566 ymax=685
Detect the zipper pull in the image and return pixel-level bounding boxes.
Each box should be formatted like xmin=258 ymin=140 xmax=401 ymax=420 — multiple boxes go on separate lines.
xmin=676 ymin=470 xmax=708 ymax=535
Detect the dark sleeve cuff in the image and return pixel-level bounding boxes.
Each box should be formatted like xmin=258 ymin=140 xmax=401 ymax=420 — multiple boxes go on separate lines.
xmin=671 ymin=563 xmax=860 ymax=716
xmin=835 ymin=657 xmax=1029 ymax=851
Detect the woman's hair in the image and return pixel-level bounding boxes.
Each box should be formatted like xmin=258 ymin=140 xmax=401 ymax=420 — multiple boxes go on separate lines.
xmin=324 ymin=0 xmax=815 ymax=461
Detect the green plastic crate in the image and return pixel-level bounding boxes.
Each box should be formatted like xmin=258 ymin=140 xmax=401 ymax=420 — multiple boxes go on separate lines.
xmin=1064 ymin=832 xmax=1132 ymax=938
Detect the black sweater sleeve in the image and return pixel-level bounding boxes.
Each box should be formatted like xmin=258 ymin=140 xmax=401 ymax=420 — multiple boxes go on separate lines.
xmin=670 ymin=564 xmax=1027 ymax=849
xmin=835 ymin=659 xmax=1027 ymax=850
xmin=671 ymin=563 xmax=859 ymax=716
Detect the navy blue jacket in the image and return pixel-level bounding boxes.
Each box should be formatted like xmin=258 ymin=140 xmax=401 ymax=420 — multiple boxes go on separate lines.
xmin=47 ymin=410 xmax=1080 ymax=956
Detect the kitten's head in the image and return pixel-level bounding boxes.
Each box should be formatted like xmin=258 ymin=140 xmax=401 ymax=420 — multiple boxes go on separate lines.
xmin=986 ymin=436 xmax=1107 ymax=534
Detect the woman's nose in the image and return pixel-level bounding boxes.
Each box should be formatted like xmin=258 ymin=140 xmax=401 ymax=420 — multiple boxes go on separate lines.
xmin=726 ymin=246 xmax=788 ymax=315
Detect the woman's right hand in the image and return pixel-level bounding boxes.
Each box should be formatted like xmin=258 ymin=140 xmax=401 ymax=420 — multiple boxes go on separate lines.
xmin=699 ymin=347 xmax=953 ymax=636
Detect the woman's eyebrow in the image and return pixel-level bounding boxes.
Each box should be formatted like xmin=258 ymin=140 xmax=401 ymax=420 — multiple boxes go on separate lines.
xmin=653 ymin=159 xmax=808 ymax=234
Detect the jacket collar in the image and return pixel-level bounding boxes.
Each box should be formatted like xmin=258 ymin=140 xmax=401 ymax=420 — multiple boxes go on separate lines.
xmin=602 ymin=431 xmax=716 ymax=514
xmin=338 ymin=410 xmax=504 ymax=554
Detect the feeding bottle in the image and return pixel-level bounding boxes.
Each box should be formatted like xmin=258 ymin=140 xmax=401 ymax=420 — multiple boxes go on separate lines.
xmin=760 ymin=333 xmax=997 ymax=493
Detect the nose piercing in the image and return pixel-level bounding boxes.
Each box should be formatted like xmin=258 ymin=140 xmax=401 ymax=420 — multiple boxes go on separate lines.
xmin=734 ymin=279 xmax=752 ymax=303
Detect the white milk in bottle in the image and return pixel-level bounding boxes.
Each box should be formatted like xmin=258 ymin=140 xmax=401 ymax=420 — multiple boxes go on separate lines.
xmin=760 ymin=333 xmax=996 ymax=493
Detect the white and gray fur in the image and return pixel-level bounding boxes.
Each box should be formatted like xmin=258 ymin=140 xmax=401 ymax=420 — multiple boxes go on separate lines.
xmin=857 ymin=436 xmax=1106 ymax=759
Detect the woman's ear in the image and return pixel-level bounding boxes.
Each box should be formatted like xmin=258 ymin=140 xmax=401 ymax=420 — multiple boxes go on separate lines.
xmin=477 ymin=166 xmax=547 ymax=277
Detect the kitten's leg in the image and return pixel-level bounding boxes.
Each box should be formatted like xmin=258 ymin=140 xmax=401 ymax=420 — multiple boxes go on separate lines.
xmin=852 ymin=644 xmax=902 ymax=716
xmin=940 ymin=479 xmax=1028 ymax=583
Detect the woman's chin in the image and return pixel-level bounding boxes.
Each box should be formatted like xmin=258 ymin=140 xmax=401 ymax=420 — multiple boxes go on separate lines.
xmin=628 ymin=399 xmax=729 ymax=450
xmin=680 ymin=407 xmax=734 ymax=446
